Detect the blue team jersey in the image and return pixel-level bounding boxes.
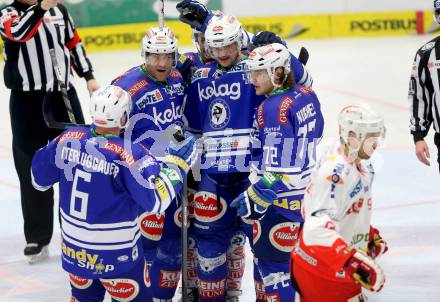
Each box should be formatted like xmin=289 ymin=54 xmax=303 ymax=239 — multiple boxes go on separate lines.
xmin=112 ymin=66 xmax=186 ymax=156
xmin=31 ymin=127 xmax=180 ymax=278
xmin=185 ymin=58 xmax=266 ymax=174
xmin=250 ymin=86 xmax=324 ymax=220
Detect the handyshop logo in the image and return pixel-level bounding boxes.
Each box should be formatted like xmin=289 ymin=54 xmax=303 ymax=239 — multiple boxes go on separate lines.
xmin=62 ymin=243 xmax=114 ymax=274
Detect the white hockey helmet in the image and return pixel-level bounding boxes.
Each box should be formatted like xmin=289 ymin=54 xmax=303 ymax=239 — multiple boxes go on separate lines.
xmin=339 ymin=105 xmax=385 ymax=144
xmin=90 ymin=85 xmax=132 ymax=129
xmin=246 ymin=43 xmax=291 ymax=89
xmin=141 ymin=27 xmax=178 ymax=64
xmin=204 ymin=14 xmax=243 ymax=52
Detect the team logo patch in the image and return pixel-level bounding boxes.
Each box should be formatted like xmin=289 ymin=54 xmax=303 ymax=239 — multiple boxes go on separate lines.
xmin=69 ymin=275 xmax=93 ymax=289
xmin=253 ymin=220 xmax=262 ymax=244
xmin=277 ymin=96 xmax=294 ymax=125
xmin=100 ymin=279 xmax=139 ymax=302
xmin=159 ymin=270 xmax=181 ymax=288
xmin=209 ymin=99 xmax=230 ymax=129
xmin=193 ymin=191 xmax=227 ymax=222
xmin=135 ymin=89 xmax=164 ymax=109
xmin=269 ymin=222 xmax=300 ymax=252
xmin=191 ymin=68 xmax=211 ymax=83
xmin=174 ymin=205 xmax=191 ymax=228
xmin=139 ymin=213 xmax=165 ymax=241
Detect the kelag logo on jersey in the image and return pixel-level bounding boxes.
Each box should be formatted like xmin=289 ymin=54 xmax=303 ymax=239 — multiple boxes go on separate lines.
xmin=209 ymin=99 xmax=230 ymax=129
xmin=136 ymin=89 xmax=163 ymax=109
xmin=152 ymin=101 xmax=182 ymax=125
xmin=198 ymin=82 xmax=241 ymax=101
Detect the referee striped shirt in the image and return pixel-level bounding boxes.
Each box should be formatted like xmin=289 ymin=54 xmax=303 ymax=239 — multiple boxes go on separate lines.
xmin=0 ymin=2 xmax=93 ymax=91
xmin=409 ymin=36 xmax=440 ymax=142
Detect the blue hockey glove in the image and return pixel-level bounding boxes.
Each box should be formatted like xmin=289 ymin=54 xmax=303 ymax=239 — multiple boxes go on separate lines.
xmin=231 ymin=172 xmax=282 ymax=220
xmin=164 ymin=132 xmax=196 ymax=178
xmin=249 ymin=31 xmax=287 ymax=51
xmin=176 ymin=0 xmax=212 ymax=32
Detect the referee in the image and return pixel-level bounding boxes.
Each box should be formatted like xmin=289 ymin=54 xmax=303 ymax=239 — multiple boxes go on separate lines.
xmin=0 ymin=0 xmax=99 ymax=263
xmin=409 ymin=1 xmax=440 ymax=172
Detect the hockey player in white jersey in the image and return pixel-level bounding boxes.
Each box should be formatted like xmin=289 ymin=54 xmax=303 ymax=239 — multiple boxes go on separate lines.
xmin=292 ymin=105 xmax=388 ymax=302
xmin=31 ymin=85 xmax=196 ymax=301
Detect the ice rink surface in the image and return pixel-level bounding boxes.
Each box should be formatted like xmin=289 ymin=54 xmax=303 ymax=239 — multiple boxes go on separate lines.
xmin=0 ymin=35 xmax=440 ymax=301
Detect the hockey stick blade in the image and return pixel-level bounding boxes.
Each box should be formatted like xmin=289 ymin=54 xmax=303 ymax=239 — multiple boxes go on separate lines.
xmin=42 ymin=93 xmax=89 ymax=129
xmin=298 ymin=47 xmax=309 ymax=65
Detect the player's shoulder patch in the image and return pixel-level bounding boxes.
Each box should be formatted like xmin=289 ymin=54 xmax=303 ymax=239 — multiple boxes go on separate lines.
xmin=191 ymin=67 xmax=211 ymax=83
xmin=127 ymin=79 xmax=148 ymax=96
xmin=278 ymin=96 xmax=295 ymax=125
xmin=56 ymin=129 xmax=87 ymax=143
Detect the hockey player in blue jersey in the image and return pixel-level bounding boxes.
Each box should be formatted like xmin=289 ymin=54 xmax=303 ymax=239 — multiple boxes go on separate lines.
xmin=111 ymin=27 xmax=190 ymax=301
xmin=176 ymin=0 xmax=313 ymax=88
xmin=30 ymin=85 xmax=196 ymax=302
xmin=230 ymin=43 xmax=324 ymax=301
xmin=176 ymin=14 xmax=266 ymax=302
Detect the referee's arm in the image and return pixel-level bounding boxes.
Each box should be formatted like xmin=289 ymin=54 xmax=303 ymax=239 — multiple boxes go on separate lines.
xmin=409 ymin=49 xmax=433 ymax=166
xmin=0 ymin=3 xmax=47 ymax=42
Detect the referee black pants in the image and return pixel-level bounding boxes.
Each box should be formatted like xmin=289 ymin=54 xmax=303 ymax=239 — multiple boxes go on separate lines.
xmin=9 ymin=87 xmax=84 ymax=248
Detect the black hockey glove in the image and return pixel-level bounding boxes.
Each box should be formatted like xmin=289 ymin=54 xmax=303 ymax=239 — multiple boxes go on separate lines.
xmin=176 ymin=0 xmax=210 ymax=31
xmin=249 ymin=31 xmax=287 ymax=51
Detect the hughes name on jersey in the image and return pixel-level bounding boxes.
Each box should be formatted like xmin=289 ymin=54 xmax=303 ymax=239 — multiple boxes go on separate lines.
xmin=294 ymin=146 xmax=375 ymax=281
xmin=185 ymin=59 xmax=266 ymax=174
xmin=250 ymin=86 xmax=324 ymax=221
xmin=112 ymin=65 xmax=186 ymax=156
xmin=31 ymin=127 xmax=181 ymax=278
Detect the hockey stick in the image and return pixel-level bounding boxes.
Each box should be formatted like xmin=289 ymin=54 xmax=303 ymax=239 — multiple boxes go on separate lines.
xmin=156 ymin=2 xmax=190 ymax=299
xmin=164 ymin=124 xmax=190 ymax=301
xmin=50 ymin=48 xmax=76 ymax=124
xmin=42 ymin=49 xmax=87 ymax=129
xmin=158 ymin=0 xmax=164 ymax=30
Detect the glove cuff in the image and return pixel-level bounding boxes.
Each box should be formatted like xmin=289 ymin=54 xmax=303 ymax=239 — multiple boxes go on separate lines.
xmin=247 ymin=186 xmax=271 ymax=208
xmin=164 ymin=155 xmax=190 ymax=174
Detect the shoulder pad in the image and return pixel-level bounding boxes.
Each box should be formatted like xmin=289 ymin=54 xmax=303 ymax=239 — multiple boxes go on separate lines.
xmin=418 ymin=37 xmax=440 ymax=53
xmin=420 ymin=41 xmax=435 ymax=52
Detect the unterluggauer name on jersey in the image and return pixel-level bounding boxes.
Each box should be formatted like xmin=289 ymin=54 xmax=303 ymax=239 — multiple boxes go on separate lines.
xmin=60 ymin=146 xmax=120 ymax=177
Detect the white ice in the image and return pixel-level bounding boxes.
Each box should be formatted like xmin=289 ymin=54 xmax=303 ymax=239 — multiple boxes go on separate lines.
xmin=0 ymin=35 xmax=439 ymax=301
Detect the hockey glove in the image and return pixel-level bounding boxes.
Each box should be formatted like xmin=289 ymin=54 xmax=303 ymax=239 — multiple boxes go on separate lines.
xmin=176 ymin=0 xmax=211 ymax=32
xmin=344 ymin=250 xmax=385 ymax=292
xmin=367 ymin=226 xmax=388 ymax=259
xmin=230 ymin=172 xmax=281 ymax=220
xmin=249 ymin=31 xmax=287 ymax=51
xmin=164 ymin=132 xmax=196 ymax=178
